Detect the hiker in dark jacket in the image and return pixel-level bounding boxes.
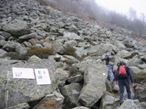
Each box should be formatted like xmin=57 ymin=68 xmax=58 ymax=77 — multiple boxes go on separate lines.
xmin=114 ymin=61 xmax=134 ymax=104
xmin=101 ymin=53 xmax=114 ymax=81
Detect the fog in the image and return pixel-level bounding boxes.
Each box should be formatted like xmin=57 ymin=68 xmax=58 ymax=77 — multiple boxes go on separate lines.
xmin=95 ymin=0 xmax=146 ymax=17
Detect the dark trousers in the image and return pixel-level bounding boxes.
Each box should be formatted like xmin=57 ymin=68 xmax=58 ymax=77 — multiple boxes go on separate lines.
xmin=118 ymin=79 xmax=131 ymax=103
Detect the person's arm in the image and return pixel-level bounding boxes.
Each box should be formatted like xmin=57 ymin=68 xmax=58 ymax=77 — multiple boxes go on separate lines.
xmin=127 ymin=68 xmax=134 ymax=83
xmin=101 ymin=57 xmax=106 ymax=61
xmin=101 ymin=55 xmax=108 ymax=61
xmin=127 ymin=67 xmax=134 ymax=87
xmin=113 ymin=70 xmax=118 ymax=85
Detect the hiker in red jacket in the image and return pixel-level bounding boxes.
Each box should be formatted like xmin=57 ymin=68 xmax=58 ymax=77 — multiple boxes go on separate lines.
xmin=114 ymin=61 xmax=134 ymax=105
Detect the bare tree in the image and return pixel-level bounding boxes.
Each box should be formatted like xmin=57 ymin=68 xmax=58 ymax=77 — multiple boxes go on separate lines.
xmin=129 ymin=7 xmax=137 ymax=20
xmin=140 ymin=13 xmax=146 ymax=22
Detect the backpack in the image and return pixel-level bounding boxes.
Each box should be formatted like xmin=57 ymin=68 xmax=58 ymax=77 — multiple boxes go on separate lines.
xmin=117 ymin=65 xmax=128 ymax=79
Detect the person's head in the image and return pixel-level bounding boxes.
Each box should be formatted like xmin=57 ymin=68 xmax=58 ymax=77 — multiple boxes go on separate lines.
xmin=117 ymin=61 xmax=126 ymax=66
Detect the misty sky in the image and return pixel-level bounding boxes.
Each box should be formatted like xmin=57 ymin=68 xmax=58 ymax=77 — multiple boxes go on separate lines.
xmin=95 ymin=0 xmax=146 ymax=17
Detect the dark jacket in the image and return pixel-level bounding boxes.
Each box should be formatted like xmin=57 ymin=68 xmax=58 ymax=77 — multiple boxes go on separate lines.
xmin=101 ymin=55 xmax=109 ymax=65
xmin=114 ymin=66 xmax=134 ymax=83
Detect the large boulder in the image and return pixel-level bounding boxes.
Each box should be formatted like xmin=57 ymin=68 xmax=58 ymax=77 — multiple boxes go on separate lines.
xmin=135 ymin=84 xmax=146 ymax=102
xmin=32 ymin=91 xmax=64 ymax=109
xmin=2 ymin=19 xmax=29 ymax=37
xmin=117 ymin=50 xmax=138 ymax=59
xmin=75 ymin=60 xmax=107 ymax=107
xmin=87 ymin=43 xmax=119 ymax=56
xmin=113 ymin=40 xmax=126 ymax=49
xmin=3 ymin=41 xmax=27 ymax=55
xmin=140 ymin=102 xmax=146 ymax=109
xmin=0 ymin=31 xmax=11 ymax=40
xmin=60 ymin=83 xmax=82 ymax=108
xmin=100 ymin=92 xmax=119 ymax=109
xmin=118 ymin=99 xmax=141 ymax=109
xmin=129 ymin=66 xmax=142 ymax=74
xmin=0 ymin=58 xmax=59 ymax=108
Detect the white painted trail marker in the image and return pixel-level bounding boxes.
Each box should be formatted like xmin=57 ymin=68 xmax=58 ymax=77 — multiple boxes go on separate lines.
xmin=34 ymin=69 xmax=51 ymax=85
xmin=12 ymin=67 xmax=35 ymax=79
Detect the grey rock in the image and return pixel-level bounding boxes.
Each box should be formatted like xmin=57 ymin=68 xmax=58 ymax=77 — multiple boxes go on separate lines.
xmin=135 ymin=84 xmax=146 ymax=102
xmin=63 ymin=32 xmax=81 ymax=41
xmin=33 ymin=91 xmax=64 ymax=109
xmin=18 ymin=33 xmax=37 ymax=40
xmin=15 ymin=46 xmax=27 ymax=55
xmin=100 ymin=92 xmax=119 ymax=109
xmin=0 ymin=49 xmax=7 ymax=57
xmin=117 ymin=50 xmax=138 ymax=59
xmin=0 ymin=31 xmax=11 ymax=39
xmin=0 ymin=35 xmax=5 ymax=40
xmin=27 ymin=55 xmax=41 ymax=62
xmin=4 ymin=103 xmax=29 ymax=109
xmin=77 ymin=60 xmax=107 ymax=107
xmin=60 ymin=83 xmax=82 ymax=108
xmin=67 ymin=73 xmax=83 ymax=83
xmin=75 ymin=47 xmax=88 ymax=59
xmin=54 ymin=68 xmax=69 ymax=86
xmin=0 ymin=40 xmax=6 ymax=47
xmin=0 ymin=59 xmax=58 ymax=108
xmin=3 ymin=41 xmax=21 ymax=52
xmin=52 ymin=40 xmax=64 ymax=54
xmin=129 ymin=66 xmax=142 ymax=74
xmin=42 ymin=42 xmax=52 ymax=48
xmin=140 ymin=102 xmax=146 ymax=109
xmin=118 ymin=99 xmax=141 ymax=109
xmin=2 ymin=20 xmax=29 ymax=37
xmin=72 ymin=106 xmax=90 ymax=109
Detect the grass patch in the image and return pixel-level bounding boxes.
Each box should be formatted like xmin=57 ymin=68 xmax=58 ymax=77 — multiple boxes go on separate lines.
xmin=63 ymin=44 xmax=76 ymax=56
xmin=25 ymin=46 xmax=54 ymax=59
xmin=3 ymin=46 xmax=54 ymax=60
xmin=3 ymin=52 xmax=20 ymax=60
xmin=63 ymin=45 xmax=88 ymax=61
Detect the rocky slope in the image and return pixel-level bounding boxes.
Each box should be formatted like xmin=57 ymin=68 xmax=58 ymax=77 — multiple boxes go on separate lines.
xmin=0 ymin=0 xmax=146 ymax=109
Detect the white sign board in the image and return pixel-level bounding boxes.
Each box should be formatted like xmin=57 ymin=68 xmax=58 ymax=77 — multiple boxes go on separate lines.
xmin=12 ymin=67 xmax=35 ymax=79
xmin=34 ymin=69 xmax=51 ymax=85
